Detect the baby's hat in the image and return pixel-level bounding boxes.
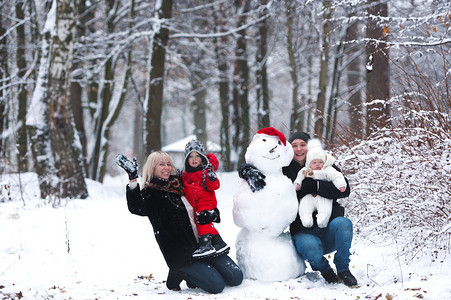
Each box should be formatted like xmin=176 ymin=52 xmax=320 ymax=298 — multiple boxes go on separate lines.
xmin=305 ymin=139 xmax=326 ymax=167
xmin=184 ymin=139 xmax=208 ymax=165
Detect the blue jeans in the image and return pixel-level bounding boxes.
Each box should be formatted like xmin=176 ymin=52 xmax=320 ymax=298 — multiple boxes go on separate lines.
xmin=292 ymin=217 xmax=353 ymax=274
xmin=178 ymin=254 xmax=243 ymax=294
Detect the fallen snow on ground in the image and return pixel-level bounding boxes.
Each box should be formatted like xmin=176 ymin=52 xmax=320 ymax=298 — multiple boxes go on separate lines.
xmin=0 ymin=172 xmax=449 ymax=299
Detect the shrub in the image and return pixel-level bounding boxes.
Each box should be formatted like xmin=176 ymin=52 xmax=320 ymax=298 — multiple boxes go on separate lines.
xmin=336 ymin=47 xmax=450 ymax=262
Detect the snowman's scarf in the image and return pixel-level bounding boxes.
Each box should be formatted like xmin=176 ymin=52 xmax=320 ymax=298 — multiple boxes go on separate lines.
xmin=145 ymin=176 xmax=184 ymax=196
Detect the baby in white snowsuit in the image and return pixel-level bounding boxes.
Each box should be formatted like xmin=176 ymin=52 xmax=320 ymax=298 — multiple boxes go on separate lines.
xmin=294 ymin=139 xmax=346 ymax=228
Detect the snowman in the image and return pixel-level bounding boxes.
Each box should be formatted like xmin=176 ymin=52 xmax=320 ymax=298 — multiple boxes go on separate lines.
xmin=233 ymin=127 xmax=305 ymax=282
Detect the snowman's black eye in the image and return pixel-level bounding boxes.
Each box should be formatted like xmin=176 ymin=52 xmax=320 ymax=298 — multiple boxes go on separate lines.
xmin=278 ymin=141 xmax=282 ymax=145
xmin=262 ymin=139 xmax=266 ymax=142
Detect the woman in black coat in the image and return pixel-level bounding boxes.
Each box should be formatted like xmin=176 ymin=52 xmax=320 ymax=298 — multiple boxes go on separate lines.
xmin=117 ymin=151 xmax=243 ymax=294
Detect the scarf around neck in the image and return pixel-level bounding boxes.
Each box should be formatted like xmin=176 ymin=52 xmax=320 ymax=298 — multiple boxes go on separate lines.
xmin=145 ymin=175 xmax=184 ymax=196
xmin=185 ymin=164 xmax=204 ymax=173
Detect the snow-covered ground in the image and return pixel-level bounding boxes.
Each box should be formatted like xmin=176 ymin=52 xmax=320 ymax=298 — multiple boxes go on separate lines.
xmin=1 ymin=172 xmax=449 ymax=299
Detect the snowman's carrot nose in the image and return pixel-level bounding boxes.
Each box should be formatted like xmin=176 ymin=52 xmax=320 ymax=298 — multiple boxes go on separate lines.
xmin=269 ymin=145 xmax=277 ymax=153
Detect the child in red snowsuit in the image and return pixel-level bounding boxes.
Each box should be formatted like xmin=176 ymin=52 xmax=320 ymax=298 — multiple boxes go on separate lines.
xmin=182 ymin=139 xmax=230 ymax=258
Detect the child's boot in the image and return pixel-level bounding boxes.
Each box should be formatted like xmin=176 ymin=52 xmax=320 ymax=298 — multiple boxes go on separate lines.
xmin=212 ymin=234 xmax=230 ymax=256
xmin=192 ymin=234 xmax=216 ymax=258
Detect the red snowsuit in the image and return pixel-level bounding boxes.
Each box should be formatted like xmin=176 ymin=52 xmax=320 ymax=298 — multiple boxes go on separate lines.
xmin=182 ymin=154 xmax=220 ymax=236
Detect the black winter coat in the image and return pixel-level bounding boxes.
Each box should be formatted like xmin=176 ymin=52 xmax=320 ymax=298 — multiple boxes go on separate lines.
xmin=126 ymin=177 xmax=198 ymax=269
xmin=282 ymin=160 xmax=350 ymax=235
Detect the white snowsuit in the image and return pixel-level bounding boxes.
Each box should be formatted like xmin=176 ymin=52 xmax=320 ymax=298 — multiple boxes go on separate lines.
xmin=294 ymin=154 xmax=346 ymax=228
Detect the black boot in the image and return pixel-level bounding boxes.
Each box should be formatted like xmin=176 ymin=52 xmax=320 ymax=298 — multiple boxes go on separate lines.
xmin=321 ymin=268 xmax=339 ymax=284
xmin=338 ymin=270 xmax=358 ymax=287
xmin=192 ymin=234 xmax=216 ymax=258
xmin=166 ymin=269 xmax=184 ymax=291
xmin=212 ymin=234 xmax=230 ymax=256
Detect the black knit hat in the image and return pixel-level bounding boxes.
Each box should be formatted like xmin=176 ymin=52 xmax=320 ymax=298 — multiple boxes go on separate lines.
xmin=288 ymin=132 xmax=311 ymax=143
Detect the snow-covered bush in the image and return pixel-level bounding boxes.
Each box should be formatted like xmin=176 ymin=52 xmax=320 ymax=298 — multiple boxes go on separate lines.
xmin=338 ymin=128 xmax=449 ymax=262
xmin=335 ymin=52 xmax=450 ymax=262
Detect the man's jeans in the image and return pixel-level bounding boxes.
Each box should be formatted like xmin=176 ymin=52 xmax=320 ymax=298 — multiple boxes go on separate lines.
xmin=292 ymin=216 xmax=353 ymax=273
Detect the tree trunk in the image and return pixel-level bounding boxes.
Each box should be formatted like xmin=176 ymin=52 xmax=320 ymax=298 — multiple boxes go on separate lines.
xmin=47 ymin=0 xmax=88 ymax=199
xmin=366 ymin=0 xmax=390 ymax=135
xmin=29 ymin=1 xmax=41 ymax=83
xmin=192 ymin=78 xmax=207 ymax=148
xmin=315 ymin=0 xmax=332 ymax=137
xmin=96 ymin=0 xmax=135 ymax=182
xmin=145 ymin=0 xmax=173 ymax=154
xmin=15 ymin=1 xmax=28 ymax=172
xmin=232 ymin=0 xmax=250 ymax=168
xmin=285 ymin=0 xmax=302 ymax=131
xmin=213 ymin=2 xmax=232 ymax=171
xmin=86 ymin=0 xmax=132 ymax=182
xmin=133 ymin=105 xmax=143 ymax=162
xmin=70 ymin=0 xmax=95 ymax=176
xmin=89 ymin=0 xmax=116 ymax=181
xmin=345 ymin=16 xmax=364 ymax=139
xmin=70 ymin=79 xmax=87 ymax=172
xmin=0 ymin=8 xmax=9 ymax=162
xmin=28 ymin=0 xmax=88 ymax=201
xmin=27 ymin=10 xmax=61 ymax=200
xmin=325 ymin=35 xmax=345 ymax=142
xmin=307 ymin=56 xmax=314 ymax=132
xmin=256 ymin=0 xmax=270 ymax=128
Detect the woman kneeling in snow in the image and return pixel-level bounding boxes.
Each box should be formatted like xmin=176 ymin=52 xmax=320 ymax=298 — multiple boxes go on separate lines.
xmin=116 ymin=151 xmax=243 ymax=294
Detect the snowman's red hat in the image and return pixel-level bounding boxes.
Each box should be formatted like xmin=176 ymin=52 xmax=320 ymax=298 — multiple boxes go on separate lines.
xmin=256 ymin=127 xmax=287 ymax=146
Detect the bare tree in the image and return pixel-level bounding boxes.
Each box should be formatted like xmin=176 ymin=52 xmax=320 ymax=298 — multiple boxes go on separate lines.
xmin=145 ymin=0 xmax=173 ymax=154
xmin=325 ymin=32 xmax=345 ymax=142
xmin=315 ymin=0 xmax=332 ymax=137
xmin=97 ymin=0 xmax=135 ymax=182
xmin=182 ymin=53 xmax=208 ymax=147
xmin=88 ymin=0 xmax=131 ymax=182
xmin=232 ymin=0 xmax=250 ymax=168
xmin=366 ymin=0 xmax=390 ymax=134
xmin=15 ymin=1 xmax=28 ymax=172
xmin=285 ymin=0 xmax=301 ymax=131
xmin=212 ymin=1 xmax=233 ymax=171
xmin=0 ymin=5 xmax=9 ymax=162
xmin=345 ymin=13 xmax=364 ymax=140
xmin=27 ymin=0 xmax=88 ymax=201
xmin=70 ymin=0 xmax=95 ymax=175
xmin=256 ymin=0 xmax=270 ymax=128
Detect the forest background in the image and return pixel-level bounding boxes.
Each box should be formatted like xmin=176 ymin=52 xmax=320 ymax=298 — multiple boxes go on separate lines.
xmin=0 ymin=1 xmax=450 ymax=296
xmin=0 ymin=0 xmax=449 ymax=220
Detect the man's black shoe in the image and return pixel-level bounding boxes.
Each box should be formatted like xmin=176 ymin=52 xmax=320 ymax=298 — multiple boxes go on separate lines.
xmin=338 ymin=270 xmax=358 ymax=287
xmin=321 ymin=268 xmax=339 ymax=284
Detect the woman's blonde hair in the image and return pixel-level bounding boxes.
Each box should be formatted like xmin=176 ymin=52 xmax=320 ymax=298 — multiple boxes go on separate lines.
xmin=141 ymin=151 xmax=177 ymax=185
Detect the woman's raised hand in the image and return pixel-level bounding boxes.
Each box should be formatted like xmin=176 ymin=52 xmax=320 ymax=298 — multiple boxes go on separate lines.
xmin=116 ymin=154 xmax=138 ymax=180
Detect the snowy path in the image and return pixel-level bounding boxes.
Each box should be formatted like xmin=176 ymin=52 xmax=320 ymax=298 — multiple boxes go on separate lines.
xmin=0 ymin=173 xmax=449 ymax=299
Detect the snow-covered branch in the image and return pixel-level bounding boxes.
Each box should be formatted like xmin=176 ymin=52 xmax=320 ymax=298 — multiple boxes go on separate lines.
xmin=169 ymin=14 xmax=270 ymax=39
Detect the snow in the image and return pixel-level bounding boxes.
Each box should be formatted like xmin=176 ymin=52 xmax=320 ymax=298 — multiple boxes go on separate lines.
xmin=1 ymin=172 xmax=450 ymax=299
xmin=43 ymin=0 xmax=57 ymax=36
xmin=366 ymin=54 xmax=373 ymax=71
